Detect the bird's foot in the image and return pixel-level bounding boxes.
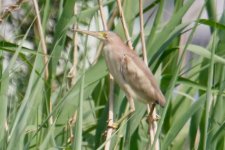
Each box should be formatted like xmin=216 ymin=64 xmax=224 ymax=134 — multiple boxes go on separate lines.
xmin=107 ymin=122 xmax=119 ymax=129
xmin=106 ymin=109 xmax=135 ymax=130
xmin=106 ymin=118 xmax=119 ymax=129
xmin=147 ymin=113 xmax=160 ymax=124
xmin=102 ymin=121 xmax=118 ymax=138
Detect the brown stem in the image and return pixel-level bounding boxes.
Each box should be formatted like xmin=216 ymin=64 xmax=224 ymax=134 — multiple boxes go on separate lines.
xmin=98 ymin=0 xmax=108 ymax=31
xmin=32 ymin=0 xmax=52 ymax=124
xmin=68 ymin=3 xmax=78 ymax=86
xmin=139 ymin=1 xmax=159 ymax=149
xmin=0 ymin=0 xmax=25 ymax=23
xmin=139 ymin=0 xmax=147 ymax=65
xmin=93 ymin=6 xmax=119 ymax=64
xmin=32 ymin=0 xmax=48 ymax=80
xmin=104 ymin=75 xmax=115 ymax=150
xmin=97 ymin=1 xmax=115 ymax=149
xmin=116 ymin=0 xmax=133 ymax=49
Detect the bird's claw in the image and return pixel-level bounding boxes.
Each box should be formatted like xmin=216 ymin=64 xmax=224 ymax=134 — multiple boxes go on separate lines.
xmin=107 ymin=122 xmax=119 ymax=129
xmin=147 ymin=114 xmax=160 ymax=124
xmin=154 ymin=114 xmax=160 ymax=121
xmin=102 ymin=122 xmax=118 ymax=138
xmin=104 ymin=119 xmax=119 ymax=134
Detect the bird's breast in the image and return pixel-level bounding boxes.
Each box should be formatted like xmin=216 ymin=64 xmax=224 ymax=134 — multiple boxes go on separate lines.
xmin=102 ymin=46 xmax=139 ymax=100
xmin=103 ymin=45 xmax=122 ymax=78
xmin=103 ymin=46 xmax=127 ymax=84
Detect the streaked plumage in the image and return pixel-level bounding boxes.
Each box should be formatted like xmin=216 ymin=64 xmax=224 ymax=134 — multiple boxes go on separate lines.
xmin=75 ymin=30 xmax=166 ymax=107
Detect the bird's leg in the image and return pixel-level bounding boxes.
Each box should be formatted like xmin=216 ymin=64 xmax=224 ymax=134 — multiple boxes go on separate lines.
xmin=147 ymin=103 xmax=160 ymax=132
xmin=108 ymin=95 xmax=135 ymax=129
xmin=148 ymin=103 xmax=160 ymax=149
xmin=147 ymin=103 xmax=160 ymax=123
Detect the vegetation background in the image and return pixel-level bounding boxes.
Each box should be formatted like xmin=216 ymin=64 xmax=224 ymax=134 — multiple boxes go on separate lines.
xmin=0 ymin=0 xmax=225 ymax=149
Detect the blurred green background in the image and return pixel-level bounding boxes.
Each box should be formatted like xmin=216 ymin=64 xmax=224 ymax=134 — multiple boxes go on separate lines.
xmin=0 ymin=0 xmax=225 ymax=149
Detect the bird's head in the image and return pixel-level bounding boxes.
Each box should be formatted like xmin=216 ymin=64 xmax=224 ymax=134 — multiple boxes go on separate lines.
xmin=74 ymin=29 xmax=121 ymax=44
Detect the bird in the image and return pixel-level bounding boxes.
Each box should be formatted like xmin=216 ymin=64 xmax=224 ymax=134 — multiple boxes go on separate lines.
xmin=75 ymin=30 xmax=166 ymax=124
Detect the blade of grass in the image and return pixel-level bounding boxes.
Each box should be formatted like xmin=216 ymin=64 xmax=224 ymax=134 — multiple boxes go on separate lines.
xmin=8 ymin=57 xmax=46 ymax=149
xmin=187 ymin=44 xmax=225 ymax=64
xmin=151 ymin=1 xmax=204 ymax=149
xmin=203 ymin=30 xmax=217 ymax=150
xmin=147 ymin=0 xmax=195 ymax=59
xmin=0 ymin=19 xmax=35 ymax=147
xmin=161 ymin=94 xmax=206 ymax=149
xmin=72 ymin=29 xmax=89 ymax=149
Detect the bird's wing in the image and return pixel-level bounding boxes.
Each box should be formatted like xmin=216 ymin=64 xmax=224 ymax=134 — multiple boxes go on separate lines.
xmin=121 ymin=52 xmax=166 ymax=107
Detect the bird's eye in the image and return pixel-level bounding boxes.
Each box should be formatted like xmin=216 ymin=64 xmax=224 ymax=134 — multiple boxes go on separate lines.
xmin=103 ymin=33 xmax=108 ymax=39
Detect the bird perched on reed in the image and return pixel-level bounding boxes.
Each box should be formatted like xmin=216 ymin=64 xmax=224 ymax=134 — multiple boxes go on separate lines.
xmin=75 ymin=30 xmax=166 ymax=124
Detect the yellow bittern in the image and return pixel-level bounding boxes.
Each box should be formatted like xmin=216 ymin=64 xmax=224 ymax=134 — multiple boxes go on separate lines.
xmin=75 ymin=30 xmax=166 ymax=123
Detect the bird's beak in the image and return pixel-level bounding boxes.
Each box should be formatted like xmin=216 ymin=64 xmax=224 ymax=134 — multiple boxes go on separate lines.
xmin=73 ymin=29 xmax=107 ymax=40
